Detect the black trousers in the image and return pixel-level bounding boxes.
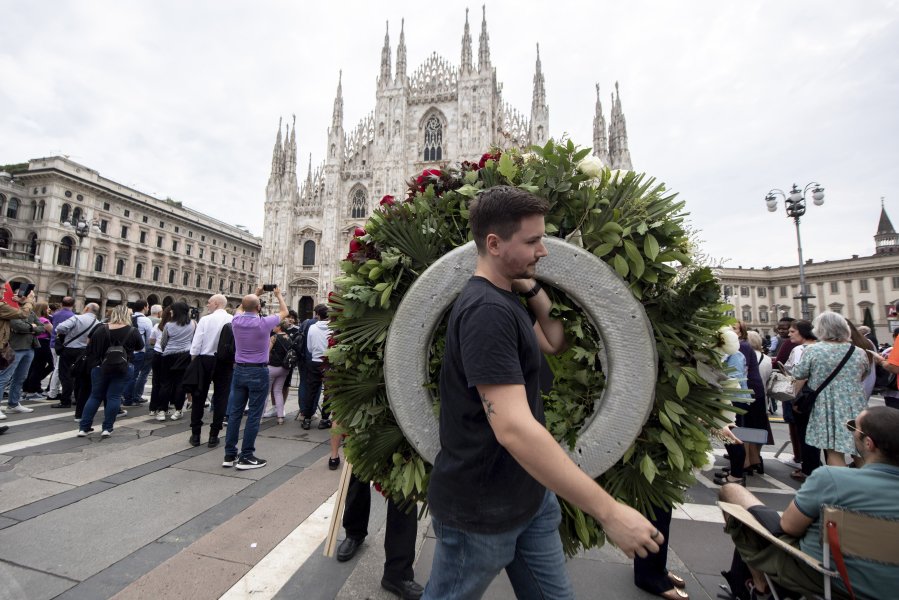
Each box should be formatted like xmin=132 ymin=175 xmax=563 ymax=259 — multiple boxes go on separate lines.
xmin=793 ymin=406 xmax=822 ymax=476
xmin=189 ymin=357 xmax=233 ymax=436
xmin=343 ymin=473 xmax=417 ymax=583
xmin=149 ymin=352 xmax=165 ymax=413
xmin=58 ymin=347 xmax=83 ymax=405
xmin=158 ymin=352 xmax=189 ymax=411
xmin=23 ymin=339 xmax=53 ymax=393
xmin=633 ymin=506 xmax=673 ymax=594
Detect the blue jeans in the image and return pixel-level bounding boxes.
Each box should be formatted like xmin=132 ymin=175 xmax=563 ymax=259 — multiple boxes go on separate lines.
xmin=0 ymin=348 xmax=35 ymax=407
xmin=422 ymin=490 xmax=574 ymax=600
xmin=122 ymin=350 xmax=150 ymax=404
xmin=224 ymin=364 xmax=269 ymax=459
xmin=79 ymin=364 xmax=132 ymax=432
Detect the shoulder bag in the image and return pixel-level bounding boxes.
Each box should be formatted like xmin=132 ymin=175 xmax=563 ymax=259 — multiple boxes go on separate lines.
xmin=793 ymin=344 xmax=856 ymax=414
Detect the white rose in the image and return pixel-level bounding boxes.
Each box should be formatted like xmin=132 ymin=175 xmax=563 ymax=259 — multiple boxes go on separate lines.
xmin=608 ymin=169 xmax=630 ymax=182
xmin=715 ymin=327 xmax=740 ymax=356
xmin=577 ymin=155 xmax=604 ymax=178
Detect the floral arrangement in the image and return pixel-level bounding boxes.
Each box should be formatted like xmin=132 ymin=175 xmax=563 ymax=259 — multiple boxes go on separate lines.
xmin=326 ymin=140 xmax=744 ymax=555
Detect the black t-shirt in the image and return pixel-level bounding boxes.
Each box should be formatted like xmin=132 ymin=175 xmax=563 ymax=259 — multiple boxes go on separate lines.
xmin=84 ymin=325 xmax=144 ymax=366
xmin=428 ymin=276 xmax=545 ymax=533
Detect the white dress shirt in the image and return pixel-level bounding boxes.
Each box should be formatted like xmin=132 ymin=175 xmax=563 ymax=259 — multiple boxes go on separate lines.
xmin=189 ymin=309 xmax=233 ymax=357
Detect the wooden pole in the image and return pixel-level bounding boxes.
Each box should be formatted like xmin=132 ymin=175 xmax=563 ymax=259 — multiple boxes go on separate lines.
xmin=323 ymin=460 xmax=353 ymax=557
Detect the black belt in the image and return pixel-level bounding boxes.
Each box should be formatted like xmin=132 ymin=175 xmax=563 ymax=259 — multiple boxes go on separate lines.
xmin=235 ymin=362 xmax=267 ymax=367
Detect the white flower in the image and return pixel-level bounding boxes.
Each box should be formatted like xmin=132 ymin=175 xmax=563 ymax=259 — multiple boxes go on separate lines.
xmin=577 ymin=155 xmax=604 ymax=178
xmin=608 ymin=169 xmax=630 ymax=182
xmin=715 ymin=326 xmax=740 ymax=356
xmin=521 ymin=152 xmax=538 ymax=164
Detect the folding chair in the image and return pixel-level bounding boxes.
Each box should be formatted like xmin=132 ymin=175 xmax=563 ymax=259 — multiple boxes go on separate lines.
xmin=820 ymin=505 xmax=899 ymax=600
xmin=718 ymin=501 xmax=838 ymax=600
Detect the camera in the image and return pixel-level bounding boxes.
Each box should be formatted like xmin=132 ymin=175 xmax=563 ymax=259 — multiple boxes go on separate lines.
xmin=262 ymin=284 xmax=277 ymax=292
xmin=189 ymin=307 xmax=200 ymax=322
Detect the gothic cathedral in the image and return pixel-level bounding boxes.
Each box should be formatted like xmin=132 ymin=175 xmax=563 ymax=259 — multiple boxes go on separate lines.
xmin=261 ymin=8 xmax=633 ymax=317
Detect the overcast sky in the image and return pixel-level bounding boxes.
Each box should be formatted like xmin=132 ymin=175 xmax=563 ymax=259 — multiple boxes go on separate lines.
xmin=3 ymin=0 xmax=898 ymax=268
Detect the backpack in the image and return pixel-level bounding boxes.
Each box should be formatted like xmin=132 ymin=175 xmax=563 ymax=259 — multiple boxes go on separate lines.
xmin=215 ymin=323 xmax=235 ymax=363
xmin=101 ymin=326 xmax=131 ymax=376
xmin=281 ymin=336 xmax=298 ymax=370
xmin=291 ymin=320 xmax=313 ymax=366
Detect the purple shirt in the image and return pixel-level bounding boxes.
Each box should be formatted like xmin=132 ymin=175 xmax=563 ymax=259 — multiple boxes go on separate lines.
xmin=50 ymin=308 xmax=75 ymax=346
xmin=232 ymin=313 xmax=280 ymax=364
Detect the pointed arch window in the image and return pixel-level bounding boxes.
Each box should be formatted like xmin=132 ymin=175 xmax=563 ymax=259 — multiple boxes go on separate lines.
xmin=153 ymin=266 xmax=160 ymax=282
xmin=303 ymin=240 xmax=316 ymax=266
xmin=195 ymin=273 xmax=201 ymax=288
xmin=28 ymin=233 xmax=38 ymax=259
xmin=6 ymin=198 xmax=19 ymax=219
xmin=94 ymin=255 xmax=105 ymax=272
xmin=72 ymin=207 xmax=83 ymax=222
xmin=351 ymin=188 xmax=367 ymax=219
xmin=423 ymin=115 xmax=442 ymax=161
xmin=60 ymin=203 xmax=71 ymax=223
xmin=135 ymin=263 xmax=144 ymax=279
xmin=182 ymin=272 xmax=190 ymax=286
xmin=168 ymin=269 xmax=176 ymax=284
xmin=116 ymin=259 xmax=125 ymax=276
xmin=57 ymin=236 xmax=75 ymax=266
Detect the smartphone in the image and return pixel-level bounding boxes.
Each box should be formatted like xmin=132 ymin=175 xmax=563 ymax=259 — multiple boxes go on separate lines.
xmin=262 ymin=284 xmax=277 ymax=292
xmin=731 ymin=427 xmax=769 ymax=445
xmin=10 ymin=282 xmax=35 ymax=297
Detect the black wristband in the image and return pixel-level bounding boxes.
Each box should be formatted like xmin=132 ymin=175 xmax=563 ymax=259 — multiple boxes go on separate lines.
xmin=520 ymin=281 xmax=542 ymax=299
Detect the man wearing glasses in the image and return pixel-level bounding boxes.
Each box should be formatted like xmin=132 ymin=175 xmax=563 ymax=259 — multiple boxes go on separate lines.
xmin=717 ymin=406 xmax=899 ymax=600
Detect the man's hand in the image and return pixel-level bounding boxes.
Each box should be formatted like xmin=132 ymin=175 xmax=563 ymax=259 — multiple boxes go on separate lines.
xmin=255 ymin=285 xmax=264 ymax=297
xmin=600 ymin=502 xmax=663 ymax=559
xmin=510 ymin=278 xmax=536 ymax=294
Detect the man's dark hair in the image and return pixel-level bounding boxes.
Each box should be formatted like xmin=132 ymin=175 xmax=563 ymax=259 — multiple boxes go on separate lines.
xmin=314 ymin=304 xmax=328 ymax=320
xmin=288 ymin=309 xmax=298 ymax=320
xmin=861 ymin=406 xmax=899 ymax=466
xmin=794 ymin=319 xmax=816 ymax=341
xmin=133 ymin=300 xmax=148 ymax=312
xmin=469 ymin=185 xmax=549 ymax=254
xmin=61 ymin=296 xmax=75 ymax=308
xmin=778 ymin=316 xmax=796 ymax=324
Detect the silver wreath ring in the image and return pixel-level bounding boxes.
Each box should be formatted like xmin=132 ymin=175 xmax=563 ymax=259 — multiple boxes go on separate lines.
xmin=383 ymin=237 xmax=657 ymax=478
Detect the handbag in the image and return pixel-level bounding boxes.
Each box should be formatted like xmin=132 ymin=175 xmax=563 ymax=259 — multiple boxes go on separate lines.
xmin=766 ymin=368 xmax=795 ymax=402
xmin=793 ymin=344 xmax=856 ymax=414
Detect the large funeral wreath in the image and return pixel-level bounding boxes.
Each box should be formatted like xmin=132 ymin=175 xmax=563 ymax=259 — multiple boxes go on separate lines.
xmin=326 ymin=140 xmax=743 ymax=555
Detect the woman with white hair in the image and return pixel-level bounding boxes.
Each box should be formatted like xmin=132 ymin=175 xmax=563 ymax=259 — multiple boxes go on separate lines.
xmin=791 ymin=311 xmax=870 ymax=466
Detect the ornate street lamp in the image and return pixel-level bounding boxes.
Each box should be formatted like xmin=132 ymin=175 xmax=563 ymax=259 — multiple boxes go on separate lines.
xmin=765 ymin=182 xmax=825 ymax=320
xmin=63 ymin=215 xmax=100 ymax=301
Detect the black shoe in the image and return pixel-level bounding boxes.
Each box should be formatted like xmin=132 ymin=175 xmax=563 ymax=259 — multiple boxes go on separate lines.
xmin=713 ymin=468 xmax=730 ymax=478
xmin=328 ymin=456 xmax=340 ymax=470
xmin=207 ymin=435 xmax=219 ymax=448
xmin=189 ymin=434 xmax=201 ymax=447
xmin=222 ymin=454 xmax=237 ymax=468
xmin=381 ymin=578 xmax=424 ymax=600
xmin=337 ymin=537 xmax=364 ymax=562
xmin=318 ymin=419 xmax=332 ymax=429
xmin=0 ymin=425 xmax=8 ymax=435
xmin=51 ymin=402 xmax=72 ymax=409
xmin=235 ymin=455 xmax=267 ymax=470
xmin=301 ymin=418 xmax=311 ymax=430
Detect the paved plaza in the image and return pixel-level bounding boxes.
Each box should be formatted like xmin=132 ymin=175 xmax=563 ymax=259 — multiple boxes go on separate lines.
xmin=1 ymin=384 xmax=876 ymax=600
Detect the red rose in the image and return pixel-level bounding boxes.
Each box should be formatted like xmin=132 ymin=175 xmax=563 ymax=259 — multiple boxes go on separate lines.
xmin=416 ymin=168 xmax=441 ymax=185
xmin=327 ymin=336 xmax=336 ymax=348
xmin=353 ymin=226 xmax=366 ymax=237
xmin=349 ymin=239 xmax=363 ymax=253
xmin=379 ymin=195 xmax=395 ymax=207
xmin=478 ymin=152 xmax=500 ymax=169
xmin=327 ymin=291 xmax=335 ymax=302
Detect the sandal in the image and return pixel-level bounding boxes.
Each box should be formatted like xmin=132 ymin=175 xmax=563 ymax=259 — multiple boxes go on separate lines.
xmin=658 ymin=587 xmax=689 ymax=600
xmin=277 ymin=418 xmax=285 ymax=425
xmin=667 ymin=572 xmax=686 ymax=589
xmin=790 ymin=470 xmax=807 ymax=482
xmin=713 ymin=474 xmax=745 ymax=486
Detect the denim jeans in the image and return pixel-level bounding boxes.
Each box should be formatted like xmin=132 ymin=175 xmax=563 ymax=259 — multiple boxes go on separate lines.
xmin=79 ymin=364 xmax=132 ymax=432
xmin=122 ymin=350 xmax=150 ymax=404
xmin=422 ymin=490 xmax=574 ymax=600
xmin=224 ymin=364 xmax=269 ymax=459
xmin=0 ymin=348 xmax=35 ymax=407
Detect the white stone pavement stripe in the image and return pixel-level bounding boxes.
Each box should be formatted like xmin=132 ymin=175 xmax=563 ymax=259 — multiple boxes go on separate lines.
xmin=220 ymin=492 xmax=337 ymax=600
xmin=0 ymin=410 xmax=157 ymax=454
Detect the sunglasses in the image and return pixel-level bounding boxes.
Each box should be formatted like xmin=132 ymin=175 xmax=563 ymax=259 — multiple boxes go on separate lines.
xmin=845 ymin=419 xmax=869 ymax=439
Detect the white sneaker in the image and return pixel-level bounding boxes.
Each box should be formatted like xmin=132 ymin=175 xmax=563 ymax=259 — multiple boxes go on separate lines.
xmin=118 ymin=408 xmax=128 ymax=416
xmin=170 ymin=410 xmax=182 ymax=420
xmin=204 ymin=400 xmax=211 ymax=408
xmin=155 ymin=411 xmax=166 ymax=421
xmin=77 ymin=430 xmax=89 ymax=437
xmin=9 ymin=404 xmax=33 ymax=413
xmin=0 ymin=411 xmax=6 ymax=420
xmin=101 ymin=430 xmax=111 ymax=438
xmin=262 ymin=410 xmax=276 ymax=418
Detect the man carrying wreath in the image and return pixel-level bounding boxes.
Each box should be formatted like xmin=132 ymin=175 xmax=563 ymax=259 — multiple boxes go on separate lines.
xmin=423 ymin=185 xmax=661 ymax=599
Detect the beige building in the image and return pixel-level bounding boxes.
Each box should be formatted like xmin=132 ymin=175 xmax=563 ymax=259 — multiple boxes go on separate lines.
xmin=0 ymin=156 xmax=261 ymax=312
xmin=718 ymin=205 xmax=899 ymax=342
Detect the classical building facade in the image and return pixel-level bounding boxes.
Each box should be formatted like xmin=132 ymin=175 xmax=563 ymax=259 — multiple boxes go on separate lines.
xmin=0 ymin=157 xmax=261 ymax=312
xmin=718 ymin=204 xmax=899 ymax=342
xmin=261 ymin=8 xmax=633 ymax=317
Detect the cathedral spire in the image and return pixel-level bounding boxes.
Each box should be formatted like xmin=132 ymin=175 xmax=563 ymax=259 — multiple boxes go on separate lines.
xmin=379 ymin=21 xmax=392 ymax=88
xmin=332 ymin=71 xmax=344 ymax=130
xmin=461 ymin=8 xmax=473 ymax=75
xmin=267 ymin=117 xmax=283 ymax=188
xmin=285 ymin=114 xmax=297 ymax=179
xmin=529 ymin=43 xmax=549 ymax=144
xmin=592 ymin=84 xmax=610 ymax=166
xmin=478 ymin=5 xmax=491 ymax=73
xmin=608 ymin=82 xmax=632 ymax=170
xmin=395 ymin=18 xmax=406 ymax=83
xmin=875 ymin=198 xmax=898 ymax=254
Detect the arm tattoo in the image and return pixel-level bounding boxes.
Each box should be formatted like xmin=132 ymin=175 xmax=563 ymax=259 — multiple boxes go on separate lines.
xmin=480 ymin=393 xmax=496 ymax=420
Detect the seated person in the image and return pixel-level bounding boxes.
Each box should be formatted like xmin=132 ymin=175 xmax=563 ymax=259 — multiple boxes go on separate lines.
xmin=718 ymin=406 xmax=899 ymax=600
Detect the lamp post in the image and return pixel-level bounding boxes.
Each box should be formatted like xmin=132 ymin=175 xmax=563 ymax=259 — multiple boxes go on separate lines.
xmin=765 ymin=182 xmax=825 ymax=321
xmin=63 ymin=215 xmax=100 ymax=302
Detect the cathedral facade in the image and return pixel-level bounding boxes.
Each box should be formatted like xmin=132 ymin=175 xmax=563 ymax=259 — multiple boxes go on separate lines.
xmin=261 ymin=8 xmax=633 ymax=317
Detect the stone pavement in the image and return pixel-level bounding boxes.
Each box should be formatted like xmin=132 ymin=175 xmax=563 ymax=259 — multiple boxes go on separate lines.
xmin=1 ymin=388 xmax=880 ymax=600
